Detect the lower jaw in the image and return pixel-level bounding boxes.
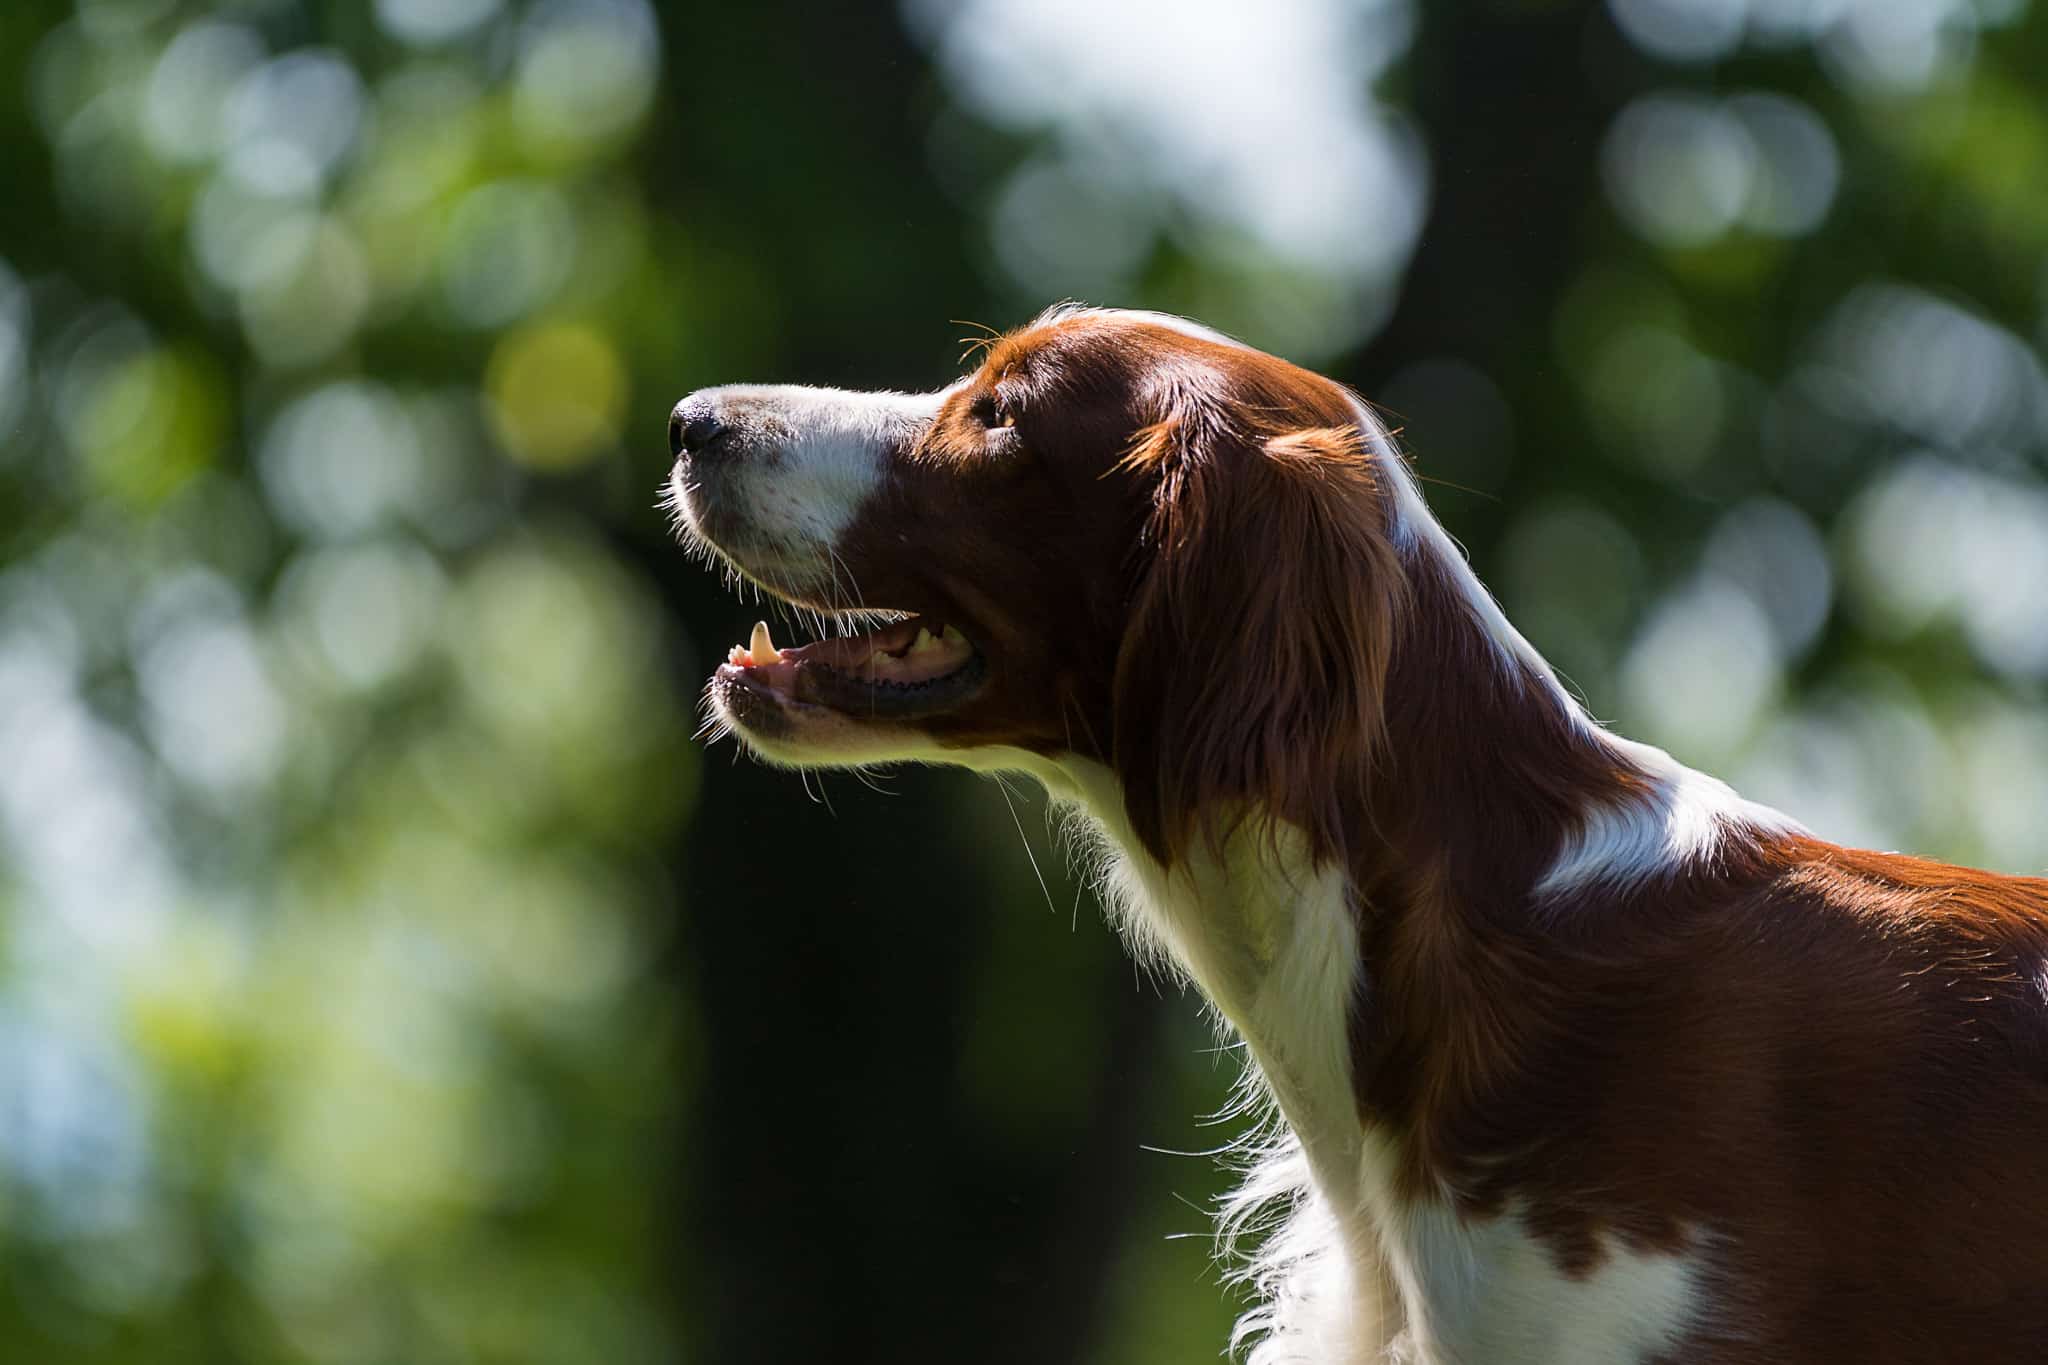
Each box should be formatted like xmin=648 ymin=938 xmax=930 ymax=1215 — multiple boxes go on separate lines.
xmin=710 ymin=669 xmax=807 ymax=743
xmin=714 ymin=650 xmax=988 ymax=725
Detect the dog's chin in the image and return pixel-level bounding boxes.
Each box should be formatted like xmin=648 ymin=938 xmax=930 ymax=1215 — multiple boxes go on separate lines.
xmin=708 ymin=673 xmax=941 ymax=769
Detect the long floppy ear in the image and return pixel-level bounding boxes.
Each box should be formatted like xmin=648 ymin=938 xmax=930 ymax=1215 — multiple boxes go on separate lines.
xmin=1113 ymin=411 xmax=1409 ymax=869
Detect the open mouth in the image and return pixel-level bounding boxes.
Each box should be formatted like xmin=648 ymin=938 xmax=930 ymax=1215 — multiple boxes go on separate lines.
xmin=714 ymin=614 xmax=988 ymax=719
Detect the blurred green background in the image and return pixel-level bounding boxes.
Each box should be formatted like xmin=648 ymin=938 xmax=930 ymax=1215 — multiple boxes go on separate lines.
xmin=1 ymin=0 xmax=2045 ymax=1360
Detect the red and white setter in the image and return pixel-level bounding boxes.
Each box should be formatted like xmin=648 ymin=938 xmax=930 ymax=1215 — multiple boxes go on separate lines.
xmin=666 ymin=306 xmax=2048 ymax=1364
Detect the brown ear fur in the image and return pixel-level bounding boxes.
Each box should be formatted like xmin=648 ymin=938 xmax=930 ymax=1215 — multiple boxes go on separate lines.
xmin=1113 ymin=409 xmax=1410 ymax=868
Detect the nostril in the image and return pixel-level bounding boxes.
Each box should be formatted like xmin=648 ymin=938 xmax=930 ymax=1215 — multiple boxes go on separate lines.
xmin=681 ymin=415 xmax=727 ymax=453
xmin=669 ymin=398 xmax=730 ymax=458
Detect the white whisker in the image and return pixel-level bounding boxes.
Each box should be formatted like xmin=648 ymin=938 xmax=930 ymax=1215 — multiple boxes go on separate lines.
xmin=993 ymin=775 xmax=1057 ymax=920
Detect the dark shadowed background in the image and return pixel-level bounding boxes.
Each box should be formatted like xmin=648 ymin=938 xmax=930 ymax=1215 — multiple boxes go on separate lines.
xmin=2 ymin=0 xmax=2046 ymax=1361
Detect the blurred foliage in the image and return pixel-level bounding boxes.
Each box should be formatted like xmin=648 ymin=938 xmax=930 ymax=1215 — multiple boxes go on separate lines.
xmin=0 ymin=0 xmax=2044 ymax=1363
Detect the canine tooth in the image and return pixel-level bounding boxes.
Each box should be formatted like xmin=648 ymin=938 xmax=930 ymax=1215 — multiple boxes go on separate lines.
xmin=749 ymin=620 xmax=779 ymax=664
xmin=911 ymin=627 xmax=936 ymax=653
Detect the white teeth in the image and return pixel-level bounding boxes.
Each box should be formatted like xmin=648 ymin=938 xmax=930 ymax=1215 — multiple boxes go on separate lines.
xmin=910 ymin=627 xmax=936 ymax=653
xmin=749 ymin=620 xmax=779 ymax=664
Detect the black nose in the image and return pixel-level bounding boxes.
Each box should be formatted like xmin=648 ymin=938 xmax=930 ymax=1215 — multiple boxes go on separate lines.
xmin=668 ymin=397 xmax=729 ymax=458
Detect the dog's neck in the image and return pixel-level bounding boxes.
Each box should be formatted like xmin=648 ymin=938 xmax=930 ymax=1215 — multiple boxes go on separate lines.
xmin=1356 ymin=546 xmax=1644 ymax=919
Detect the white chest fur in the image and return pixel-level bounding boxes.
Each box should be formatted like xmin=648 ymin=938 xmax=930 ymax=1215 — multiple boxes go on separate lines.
xmin=1010 ymin=757 xmax=1710 ymax=1365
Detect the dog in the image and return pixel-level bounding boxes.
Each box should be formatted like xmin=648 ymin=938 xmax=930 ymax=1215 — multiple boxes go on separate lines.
xmin=666 ymin=305 xmax=2048 ymax=1363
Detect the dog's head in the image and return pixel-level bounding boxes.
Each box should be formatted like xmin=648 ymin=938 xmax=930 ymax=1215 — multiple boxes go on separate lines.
xmin=667 ymin=307 xmax=1409 ymax=861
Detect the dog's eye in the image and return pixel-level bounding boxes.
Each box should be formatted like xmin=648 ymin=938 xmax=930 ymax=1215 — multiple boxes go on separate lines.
xmin=976 ymin=392 xmax=1017 ymax=431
